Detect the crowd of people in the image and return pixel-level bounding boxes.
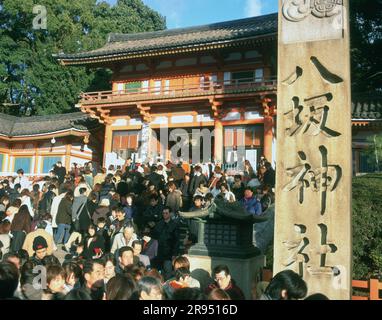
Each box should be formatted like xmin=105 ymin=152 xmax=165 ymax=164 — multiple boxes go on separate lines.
xmin=0 ymin=156 xmax=284 ymax=300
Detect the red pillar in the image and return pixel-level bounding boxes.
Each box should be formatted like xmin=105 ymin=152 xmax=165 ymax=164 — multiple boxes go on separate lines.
xmin=214 ymin=119 xmax=223 ymax=164
xmin=263 ymin=116 xmax=273 ymax=163
xmin=262 ymin=98 xmax=275 ymax=163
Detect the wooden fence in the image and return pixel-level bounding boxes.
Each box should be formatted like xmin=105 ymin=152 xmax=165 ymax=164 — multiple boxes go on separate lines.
xmin=261 ymin=270 xmax=381 ymax=300
xmin=352 ymin=279 xmax=382 ymax=300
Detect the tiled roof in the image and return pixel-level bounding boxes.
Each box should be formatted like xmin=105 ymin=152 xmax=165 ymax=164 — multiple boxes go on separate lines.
xmin=0 ymin=112 xmax=100 ymax=137
xmin=54 ymin=13 xmax=278 ymax=64
xmin=352 ymin=96 xmax=382 ymax=120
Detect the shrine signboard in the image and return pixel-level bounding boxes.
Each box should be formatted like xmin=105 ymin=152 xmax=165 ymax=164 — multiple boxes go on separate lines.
xmin=274 ymin=0 xmax=352 ymax=299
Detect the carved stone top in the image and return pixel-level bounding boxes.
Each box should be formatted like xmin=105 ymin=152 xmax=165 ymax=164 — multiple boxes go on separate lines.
xmin=282 ymin=0 xmax=343 ymax=22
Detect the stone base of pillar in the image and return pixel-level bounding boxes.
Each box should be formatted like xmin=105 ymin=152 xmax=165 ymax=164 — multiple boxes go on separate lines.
xmin=186 ymin=254 xmax=265 ymax=300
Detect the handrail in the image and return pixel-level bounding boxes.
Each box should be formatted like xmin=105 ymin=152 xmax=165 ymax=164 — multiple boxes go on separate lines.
xmin=80 ymin=77 xmax=277 ymax=102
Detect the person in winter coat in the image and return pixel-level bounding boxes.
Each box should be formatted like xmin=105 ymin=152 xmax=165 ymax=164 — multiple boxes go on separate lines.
xmin=91 ymin=198 xmax=110 ymax=226
xmin=54 ymin=191 xmax=74 ymax=245
xmin=240 ymin=187 xmax=262 ymax=216
xmin=142 ymin=195 xmax=164 ymax=227
xmin=165 ymin=182 xmax=183 ymax=213
xmin=93 ymin=168 xmax=106 ymax=187
xmin=0 ymin=220 xmax=11 ymax=257
xmin=82 ymin=225 xmax=105 ymax=260
xmin=10 ymin=204 xmax=32 ymax=252
xmin=151 ymin=207 xmax=180 ymax=280
xmin=171 ymin=164 xmax=186 ymax=187
xmin=22 ymin=220 xmax=54 ymax=258
xmin=72 ymin=188 xmax=91 ymax=235
xmin=140 ymin=225 xmax=158 ymax=262
xmin=0 ymin=195 xmax=10 ymax=220
xmin=53 ymin=161 xmax=67 ymax=185
xmin=39 ymin=185 xmax=56 ymax=216
xmin=20 ymin=189 xmax=34 ymax=219
xmin=123 ymin=194 xmax=137 ymax=221
xmin=205 ymin=265 xmax=245 ymax=300
xmin=74 ymin=177 xmax=91 ymax=197
xmin=189 ymin=166 xmax=207 ymax=196
xmin=99 ymin=175 xmax=116 ymax=201
xmin=179 ymin=174 xmax=191 ymax=211
xmin=148 ymin=166 xmax=166 ymax=191
xmin=263 ymin=162 xmax=275 ymax=189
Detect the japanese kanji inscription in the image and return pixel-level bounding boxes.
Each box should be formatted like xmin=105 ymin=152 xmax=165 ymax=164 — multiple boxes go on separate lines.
xmin=274 ymin=0 xmax=352 ymax=299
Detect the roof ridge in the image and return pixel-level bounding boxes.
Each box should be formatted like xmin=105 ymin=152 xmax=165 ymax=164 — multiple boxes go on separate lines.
xmin=107 ymin=12 xmax=278 ymax=43
xmin=0 ymin=112 xmax=99 ymax=137
xmin=14 ymin=112 xmax=86 ymax=122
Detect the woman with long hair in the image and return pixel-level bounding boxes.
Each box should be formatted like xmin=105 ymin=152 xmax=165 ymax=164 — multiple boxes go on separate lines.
xmin=0 ymin=195 xmax=10 ymax=220
xmin=243 ymin=159 xmax=255 ymax=183
xmin=82 ymin=224 xmax=105 ymax=260
xmin=0 ymin=220 xmax=11 ymax=258
xmin=10 ymin=204 xmax=32 ymax=252
xmin=20 ymin=188 xmax=34 ymax=219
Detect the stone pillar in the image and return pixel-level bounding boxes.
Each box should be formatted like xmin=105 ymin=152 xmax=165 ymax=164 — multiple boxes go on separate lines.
xmin=274 ymin=0 xmax=352 ymax=299
xmin=214 ymin=119 xmax=223 ymax=163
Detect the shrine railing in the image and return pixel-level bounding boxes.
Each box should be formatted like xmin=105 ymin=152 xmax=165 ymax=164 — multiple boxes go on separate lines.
xmin=79 ymin=77 xmax=277 ymax=105
xmin=352 ymin=279 xmax=382 ymax=300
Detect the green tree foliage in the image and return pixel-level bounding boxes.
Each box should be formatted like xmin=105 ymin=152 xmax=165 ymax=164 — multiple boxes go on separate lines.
xmin=350 ymin=0 xmax=382 ymax=94
xmin=352 ymin=174 xmax=382 ymax=280
xmin=0 ymin=0 xmax=166 ymax=115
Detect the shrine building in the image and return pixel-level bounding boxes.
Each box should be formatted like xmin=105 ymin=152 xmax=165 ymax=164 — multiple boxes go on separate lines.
xmin=0 ymin=112 xmax=103 ymax=177
xmin=52 ymin=13 xmax=382 ymax=174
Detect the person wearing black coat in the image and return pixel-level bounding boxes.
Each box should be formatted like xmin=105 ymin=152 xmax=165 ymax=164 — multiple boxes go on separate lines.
xmin=148 ymin=166 xmax=166 ymax=191
xmin=82 ymin=225 xmax=105 ymax=260
xmin=8 ymin=185 xmax=21 ymax=204
xmin=263 ymin=162 xmax=275 ymax=188
xmin=99 ymin=175 xmax=115 ymax=201
xmin=189 ymin=166 xmax=207 ymax=196
xmin=151 ymin=207 xmax=180 ymax=280
xmin=53 ymin=162 xmax=67 ymax=185
xmin=38 ymin=185 xmax=56 ymax=215
xmin=116 ymin=180 xmax=129 ymax=198
xmin=142 ymin=195 xmax=164 ymax=227
xmin=54 ymin=191 xmax=73 ymax=245
xmin=179 ymin=174 xmax=191 ymax=210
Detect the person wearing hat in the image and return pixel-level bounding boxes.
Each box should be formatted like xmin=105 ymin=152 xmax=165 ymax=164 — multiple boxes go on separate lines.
xmin=22 ymin=220 xmax=55 ymax=258
xmin=30 ymin=236 xmax=49 ymax=265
